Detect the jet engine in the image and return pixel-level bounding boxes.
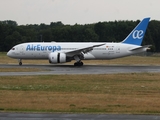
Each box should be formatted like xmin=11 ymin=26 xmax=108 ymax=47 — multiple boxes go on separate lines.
xmin=48 ymin=52 xmax=66 ymax=63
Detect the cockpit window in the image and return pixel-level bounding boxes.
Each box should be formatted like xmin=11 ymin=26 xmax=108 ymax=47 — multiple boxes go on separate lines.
xmin=12 ymin=48 xmax=15 ymax=50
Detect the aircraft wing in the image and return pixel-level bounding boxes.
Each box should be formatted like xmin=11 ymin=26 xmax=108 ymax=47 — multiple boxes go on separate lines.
xmin=129 ymin=45 xmax=151 ymax=51
xmin=65 ymin=43 xmax=105 ymax=56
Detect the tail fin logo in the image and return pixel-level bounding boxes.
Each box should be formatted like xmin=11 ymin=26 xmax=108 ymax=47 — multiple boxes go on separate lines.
xmin=122 ymin=17 xmax=150 ymax=45
xmin=132 ymin=30 xmax=144 ymax=39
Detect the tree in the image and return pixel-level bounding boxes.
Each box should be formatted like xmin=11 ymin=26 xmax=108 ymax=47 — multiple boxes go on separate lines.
xmin=50 ymin=21 xmax=64 ymax=28
xmin=94 ymin=22 xmax=106 ymax=41
xmin=4 ymin=31 xmax=22 ymax=51
xmin=0 ymin=20 xmax=18 ymax=26
xmin=0 ymin=19 xmax=160 ymax=52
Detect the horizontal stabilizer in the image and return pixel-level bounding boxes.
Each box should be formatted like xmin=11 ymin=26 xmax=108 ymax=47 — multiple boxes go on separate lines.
xmin=129 ymin=45 xmax=151 ymax=51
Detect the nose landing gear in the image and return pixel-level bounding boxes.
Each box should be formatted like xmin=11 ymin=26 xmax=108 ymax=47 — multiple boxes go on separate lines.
xmin=18 ymin=59 xmax=22 ymax=66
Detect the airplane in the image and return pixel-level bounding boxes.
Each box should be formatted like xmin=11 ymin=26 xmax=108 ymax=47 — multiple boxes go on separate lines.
xmin=7 ymin=17 xmax=151 ymax=66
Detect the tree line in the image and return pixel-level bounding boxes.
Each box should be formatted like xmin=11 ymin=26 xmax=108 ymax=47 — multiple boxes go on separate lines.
xmin=0 ymin=19 xmax=160 ymax=52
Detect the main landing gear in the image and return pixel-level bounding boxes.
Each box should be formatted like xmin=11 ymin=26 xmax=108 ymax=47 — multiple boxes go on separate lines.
xmin=18 ymin=59 xmax=22 ymax=66
xmin=74 ymin=55 xmax=84 ymax=66
xmin=74 ymin=61 xmax=83 ymax=66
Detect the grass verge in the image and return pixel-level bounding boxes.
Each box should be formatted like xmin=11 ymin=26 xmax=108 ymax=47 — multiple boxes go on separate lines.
xmin=0 ymin=73 xmax=160 ymax=114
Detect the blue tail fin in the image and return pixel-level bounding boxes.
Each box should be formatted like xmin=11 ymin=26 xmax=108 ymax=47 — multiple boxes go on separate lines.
xmin=122 ymin=18 xmax=150 ymax=46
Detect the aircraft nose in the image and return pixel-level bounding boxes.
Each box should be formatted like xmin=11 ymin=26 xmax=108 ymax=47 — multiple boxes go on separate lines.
xmin=7 ymin=51 xmax=12 ymax=57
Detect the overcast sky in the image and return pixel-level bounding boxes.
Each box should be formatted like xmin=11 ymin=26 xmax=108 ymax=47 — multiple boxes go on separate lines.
xmin=0 ymin=0 xmax=160 ymax=25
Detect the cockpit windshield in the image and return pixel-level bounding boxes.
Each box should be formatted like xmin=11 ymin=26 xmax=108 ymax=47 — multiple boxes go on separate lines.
xmin=12 ymin=48 xmax=15 ymax=50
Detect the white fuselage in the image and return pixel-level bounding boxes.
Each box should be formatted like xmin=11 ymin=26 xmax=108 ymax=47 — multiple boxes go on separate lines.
xmin=7 ymin=42 xmax=146 ymax=60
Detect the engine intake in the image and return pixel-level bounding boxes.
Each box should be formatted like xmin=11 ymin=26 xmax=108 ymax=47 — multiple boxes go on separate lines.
xmin=48 ymin=52 xmax=66 ymax=63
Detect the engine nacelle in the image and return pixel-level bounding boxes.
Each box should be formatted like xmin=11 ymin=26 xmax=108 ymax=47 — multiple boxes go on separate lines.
xmin=48 ymin=52 xmax=66 ymax=63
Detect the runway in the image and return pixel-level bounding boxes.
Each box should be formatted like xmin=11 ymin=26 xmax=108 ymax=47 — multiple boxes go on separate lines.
xmin=1 ymin=64 xmax=160 ymax=119
xmin=0 ymin=64 xmax=160 ymax=76
xmin=0 ymin=113 xmax=160 ymax=120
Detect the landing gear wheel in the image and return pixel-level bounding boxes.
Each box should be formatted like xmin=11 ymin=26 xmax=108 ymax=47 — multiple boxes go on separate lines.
xmin=74 ymin=62 xmax=83 ymax=66
xmin=19 ymin=62 xmax=22 ymax=66
xmin=79 ymin=62 xmax=83 ymax=66
xmin=18 ymin=59 xmax=22 ymax=66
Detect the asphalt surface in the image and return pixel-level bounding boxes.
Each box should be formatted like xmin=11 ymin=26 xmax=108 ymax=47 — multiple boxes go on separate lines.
xmin=1 ymin=64 xmax=160 ymax=119
xmin=0 ymin=64 xmax=160 ymax=76
xmin=0 ymin=113 xmax=160 ymax=120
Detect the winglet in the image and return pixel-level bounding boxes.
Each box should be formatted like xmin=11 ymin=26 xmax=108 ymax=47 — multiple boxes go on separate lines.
xmin=122 ymin=18 xmax=150 ymax=46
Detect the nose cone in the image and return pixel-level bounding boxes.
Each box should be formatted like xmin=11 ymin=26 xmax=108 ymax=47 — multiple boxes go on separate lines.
xmin=7 ymin=50 xmax=12 ymax=58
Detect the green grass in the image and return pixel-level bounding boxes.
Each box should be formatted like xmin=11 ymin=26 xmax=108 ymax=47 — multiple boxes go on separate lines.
xmin=0 ymin=73 xmax=160 ymax=114
xmin=1 ymin=52 xmax=160 ymax=113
